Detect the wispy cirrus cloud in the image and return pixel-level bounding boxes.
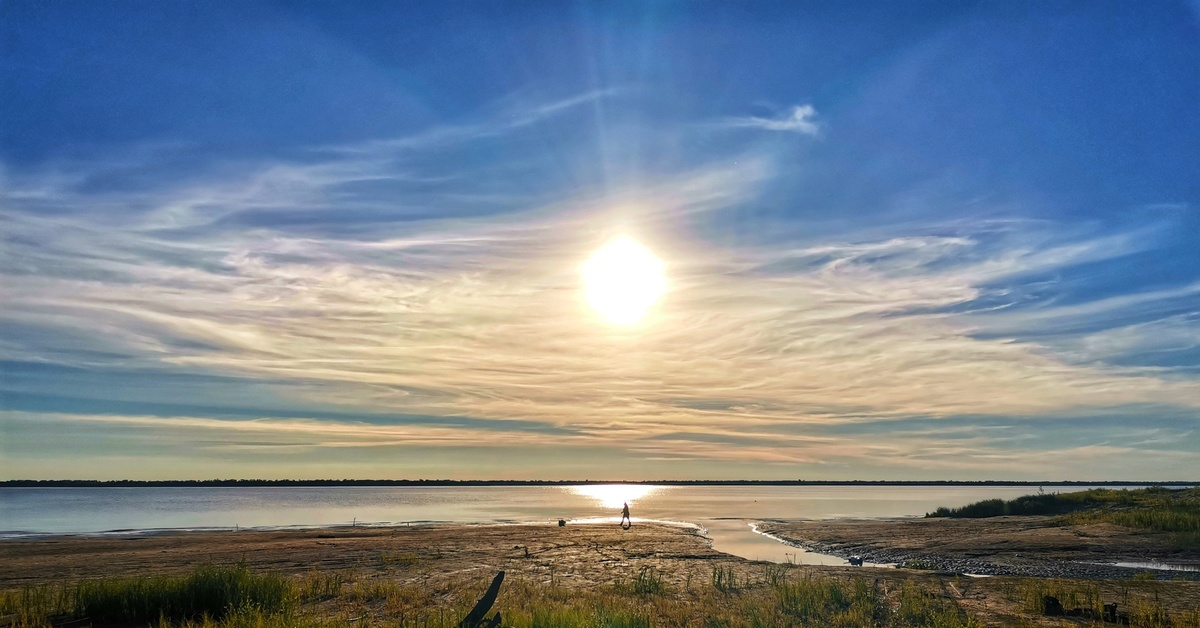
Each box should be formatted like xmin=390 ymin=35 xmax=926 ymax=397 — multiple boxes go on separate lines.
xmin=720 ymin=104 xmax=820 ymax=134
xmin=1 ymin=92 xmax=1198 ymax=480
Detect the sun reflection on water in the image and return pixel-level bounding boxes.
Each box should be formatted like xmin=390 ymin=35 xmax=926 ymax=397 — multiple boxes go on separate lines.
xmin=567 ymin=484 xmax=663 ymax=510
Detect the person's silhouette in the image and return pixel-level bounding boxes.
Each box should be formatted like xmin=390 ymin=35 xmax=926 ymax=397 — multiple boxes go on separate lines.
xmin=620 ymin=501 xmax=632 ymax=529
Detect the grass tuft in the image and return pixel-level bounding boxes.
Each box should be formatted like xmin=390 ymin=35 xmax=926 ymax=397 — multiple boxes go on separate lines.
xmin=711 ymin=566 xmax=740 ymax=594
xmin=75 ymin=564 xmax=293 ymax=624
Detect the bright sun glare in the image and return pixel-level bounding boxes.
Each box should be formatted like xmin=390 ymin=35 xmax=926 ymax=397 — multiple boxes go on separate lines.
xmin=582 ymin=236 xmax=665 ymax=325
xmin=569 ymin=484 xmax=662 ymax=509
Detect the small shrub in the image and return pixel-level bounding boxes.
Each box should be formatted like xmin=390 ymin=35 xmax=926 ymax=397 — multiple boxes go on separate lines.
xmin=298 ymin=571 xmax=342 ymax=602
xmin=631 ymin=566 xmax=665 ymax=596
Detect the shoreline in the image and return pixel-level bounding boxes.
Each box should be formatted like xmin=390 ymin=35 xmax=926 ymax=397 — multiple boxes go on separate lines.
xmin=7 ymin=515 xmax=1199 ymax=583
xmin=0 ymin=522 xmax=737 ymax=591
xmin=759 ymin=516 xmax=1200 ymax=581
xmin=0 ymin=516 xmax=707 ymax=542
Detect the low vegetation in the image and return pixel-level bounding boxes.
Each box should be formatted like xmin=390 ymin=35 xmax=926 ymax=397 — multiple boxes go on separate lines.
xmin=0 ymin=563 xmax=989 ymax=628
xmin=1 ymin=566 xmax=292 ymax=626
xmin=1003 ymin=577 xmax=1200 ymax=628
xmin=6 ymin=562 xmax=1200 ymax=627
xmin=926 ymin=487 xmax=1200 ymax=546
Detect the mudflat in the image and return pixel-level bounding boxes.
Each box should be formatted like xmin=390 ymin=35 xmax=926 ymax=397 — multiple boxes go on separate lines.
xmin=0 ymin=523 xmax=736 ymax=590
xmin=760 ymin=516 xmax=1200 ymax=579
xmin=3 ymin=522 xmax=1200 ymax=626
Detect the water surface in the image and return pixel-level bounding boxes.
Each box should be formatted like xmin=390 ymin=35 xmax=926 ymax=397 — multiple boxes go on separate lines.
xmin=0 ymin=484 xmax=1102 ymax=564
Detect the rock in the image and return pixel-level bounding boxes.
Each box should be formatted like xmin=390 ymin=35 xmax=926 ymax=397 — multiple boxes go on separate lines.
xmin=1043 ymin=595 xmax=1064 ymax=616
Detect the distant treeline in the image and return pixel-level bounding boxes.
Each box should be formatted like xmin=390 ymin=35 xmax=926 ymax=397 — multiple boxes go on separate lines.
xmin=2 ymin=479 xmax=1196 ymax=488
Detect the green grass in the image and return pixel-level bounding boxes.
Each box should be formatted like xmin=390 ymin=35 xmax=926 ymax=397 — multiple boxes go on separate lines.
xmin=926 ymin=487 xmax=1200 ymax=546
xmin=0 ymin=563 xmax=990 ymax=628
xmin=78 ymin=565 xmax=293 ymax=624
xmin=892 ymin=581 xmax=980 ymax=628
xmin=0 ymin=565 xmax=293 ymax=627
xmin=7 ymin=562 xmax=1199 ymax=628
xmin=772 ymin=573 xmax=880 ymax=626
xmin=711 ymin=565 xmax=741 ymax=594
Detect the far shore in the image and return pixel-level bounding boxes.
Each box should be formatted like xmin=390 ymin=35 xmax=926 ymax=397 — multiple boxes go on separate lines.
xmin=6 ymin=479 xmax=1196 ymax=487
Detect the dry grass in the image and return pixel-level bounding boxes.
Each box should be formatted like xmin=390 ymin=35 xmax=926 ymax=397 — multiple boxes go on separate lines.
xmin=0 ymin=563 xmax=990 ymax=627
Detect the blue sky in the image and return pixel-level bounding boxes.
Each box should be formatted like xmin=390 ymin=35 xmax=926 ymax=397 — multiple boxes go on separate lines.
xmin=2 ymin=1 xmax=1198 ymax=480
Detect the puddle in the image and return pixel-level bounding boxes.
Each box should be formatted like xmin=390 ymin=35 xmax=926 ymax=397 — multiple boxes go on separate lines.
xmin=702 ymin=520 xmax=890 ymax=566
xmin=1110 ymin=561 xmax=1200 ymax=572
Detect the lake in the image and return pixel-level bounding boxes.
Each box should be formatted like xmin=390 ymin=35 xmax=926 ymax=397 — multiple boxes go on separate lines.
xmin=0 ymin=484 xmax=1098 ymax=564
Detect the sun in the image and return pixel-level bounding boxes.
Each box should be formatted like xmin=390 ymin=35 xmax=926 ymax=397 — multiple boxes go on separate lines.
xmin=582 ymin=236 xmax=665 ymax=325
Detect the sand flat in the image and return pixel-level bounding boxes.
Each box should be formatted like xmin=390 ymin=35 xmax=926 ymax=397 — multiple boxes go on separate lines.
xmin=760 ymin=516 xmax=1200 ymax=577
xmin=5 ymin=521 xmax=1200 ymax=627
xmin=0 ymin=523 xmax=738 ymax=590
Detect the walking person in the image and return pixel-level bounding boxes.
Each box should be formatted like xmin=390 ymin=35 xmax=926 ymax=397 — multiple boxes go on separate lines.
xmin=620 ymin=501 xmax=632 ymax=529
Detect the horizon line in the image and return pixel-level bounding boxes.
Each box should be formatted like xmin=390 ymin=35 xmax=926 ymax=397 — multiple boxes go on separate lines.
xmin=4 ymin=479 xmax=1197 ymax=487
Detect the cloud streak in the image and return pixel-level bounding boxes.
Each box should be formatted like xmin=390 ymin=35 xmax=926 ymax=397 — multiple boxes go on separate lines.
xmin=1 ymin=93 xmax=1197 ymax=479
xmin=721 ymin=104 xmax=820 ymax=134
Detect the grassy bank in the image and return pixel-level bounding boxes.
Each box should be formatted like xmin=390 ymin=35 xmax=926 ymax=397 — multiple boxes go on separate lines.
xmin=926 ymin=487 xmax=1200 ymax=546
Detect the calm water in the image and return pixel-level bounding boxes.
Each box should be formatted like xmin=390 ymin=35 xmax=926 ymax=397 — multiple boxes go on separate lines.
xmin=0 ymin=485 xmax=1098 ymax=564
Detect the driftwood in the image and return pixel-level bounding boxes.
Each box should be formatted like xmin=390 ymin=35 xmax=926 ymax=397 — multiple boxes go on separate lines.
xmin=458 ymin=570 xmax=505 ymax=628
xmin=47 ymin=617 xmax=90 ymax=628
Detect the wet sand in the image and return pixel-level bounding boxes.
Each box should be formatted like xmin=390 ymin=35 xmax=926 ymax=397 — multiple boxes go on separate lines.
xmin=0 ymin=523 xmax=737 ymax=591
xmin=4 ymin=517 xmax=1198 ymax=586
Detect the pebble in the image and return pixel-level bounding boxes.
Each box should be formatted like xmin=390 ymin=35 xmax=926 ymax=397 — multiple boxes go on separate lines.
xmin=775 ymin=538 xmax=1200 ymax=581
